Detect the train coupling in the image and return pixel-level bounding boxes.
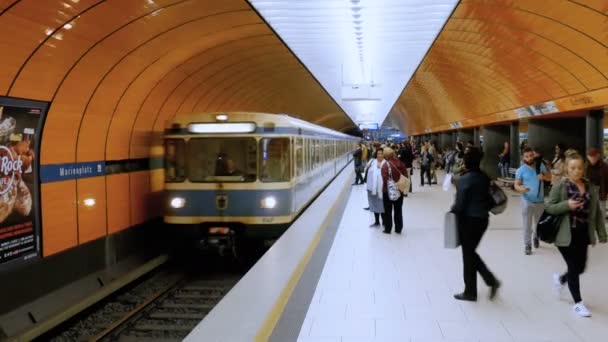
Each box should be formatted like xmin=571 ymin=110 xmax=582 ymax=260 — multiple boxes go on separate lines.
xmin=198 ymin=227 xmax=237 ymax=258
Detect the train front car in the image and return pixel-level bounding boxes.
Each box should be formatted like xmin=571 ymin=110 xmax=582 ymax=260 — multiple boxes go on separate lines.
xmin=163 ymin=112 xmax=295 ymax=255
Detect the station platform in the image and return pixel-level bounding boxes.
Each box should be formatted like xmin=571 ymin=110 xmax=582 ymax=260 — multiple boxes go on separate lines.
xmin=295 ymin=172 xmax=608 ymax=342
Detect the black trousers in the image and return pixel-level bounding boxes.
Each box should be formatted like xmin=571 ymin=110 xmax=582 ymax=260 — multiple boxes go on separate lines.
xmin=354 ymin=169 xmax=364 ymax=184
xmin=420 ymin=165 xmax=431 ymax=185
xmin=558 ymin=225 xmax=589 ymax=303
xmin=382 ymin=193 xmax=403 ymax=232
xmin=459 ymin=216 xmax=497 ymax=296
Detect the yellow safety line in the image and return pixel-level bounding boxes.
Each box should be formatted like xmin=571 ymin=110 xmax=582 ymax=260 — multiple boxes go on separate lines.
xmin=254 ymin=176 xmax=351 ymax=341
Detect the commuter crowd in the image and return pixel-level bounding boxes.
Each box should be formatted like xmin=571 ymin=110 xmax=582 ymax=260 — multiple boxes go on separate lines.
xmin=352 ymin=137 xmax=607 ymax=318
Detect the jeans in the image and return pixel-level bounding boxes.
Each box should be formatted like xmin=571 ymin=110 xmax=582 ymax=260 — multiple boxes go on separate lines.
xmin=521 ymin=198 xmax=545 ymax=247
xmin=499 ymin=162 xmax=510 ymax=178
xmin=459 ymin=216 xmax=498 ymax=296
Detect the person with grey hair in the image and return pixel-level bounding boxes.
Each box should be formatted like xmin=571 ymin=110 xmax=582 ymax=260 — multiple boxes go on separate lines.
xmin=381 ymin=147 xmax=408 ymax=234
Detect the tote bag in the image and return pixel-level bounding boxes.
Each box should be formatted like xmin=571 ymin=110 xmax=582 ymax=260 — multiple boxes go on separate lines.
xmin=444 ymin=212 xmax=460 ymax=248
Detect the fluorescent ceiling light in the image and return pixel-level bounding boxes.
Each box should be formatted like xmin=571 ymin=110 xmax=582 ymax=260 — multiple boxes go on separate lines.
xmin=249 ymin=0 xmax=458 ymax=128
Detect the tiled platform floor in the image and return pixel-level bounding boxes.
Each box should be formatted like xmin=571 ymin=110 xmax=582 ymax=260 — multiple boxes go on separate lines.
xmin=296 ymin=171 xmax=608 ymax=342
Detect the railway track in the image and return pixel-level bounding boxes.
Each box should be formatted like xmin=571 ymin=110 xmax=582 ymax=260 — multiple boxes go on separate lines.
xmin=42 ymin=270 xmax=240 ymax=342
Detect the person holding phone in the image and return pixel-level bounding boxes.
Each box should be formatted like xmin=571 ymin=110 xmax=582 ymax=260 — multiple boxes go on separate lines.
xmin=515 ymin=147 xmax=552 ymax=255
xmin=545 ymin=152 xmax=607 ymax=317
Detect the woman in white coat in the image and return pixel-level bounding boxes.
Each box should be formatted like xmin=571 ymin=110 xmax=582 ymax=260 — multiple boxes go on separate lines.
xmin=366 ymin=149 xmax=386 ymax=227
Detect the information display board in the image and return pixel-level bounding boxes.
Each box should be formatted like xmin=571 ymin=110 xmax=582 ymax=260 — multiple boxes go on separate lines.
xmin=0 ymin=97 xmax=46 ymax=272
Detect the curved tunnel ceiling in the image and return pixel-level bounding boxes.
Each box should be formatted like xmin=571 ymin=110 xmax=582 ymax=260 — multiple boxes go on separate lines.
xmin=0 ymin=0 xmax=356 ymax=167
xmin=389 ymin=0 xmax=608 ymax=135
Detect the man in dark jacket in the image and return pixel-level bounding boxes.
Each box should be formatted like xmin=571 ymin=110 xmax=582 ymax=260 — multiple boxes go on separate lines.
xmin=352 ymin=144 xmax=364 ymax=185
xmin=451 ymin=147 xmax=500 ymax=302
xmin=586 ymin=148 xmax=608 ymax=219
xmin=399 ymin=142 xmax=414 ymax=193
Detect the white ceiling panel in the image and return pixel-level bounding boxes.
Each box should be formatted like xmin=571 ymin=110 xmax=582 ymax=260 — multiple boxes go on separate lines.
xmin=248 ymin=0 xmax=458 ymax=128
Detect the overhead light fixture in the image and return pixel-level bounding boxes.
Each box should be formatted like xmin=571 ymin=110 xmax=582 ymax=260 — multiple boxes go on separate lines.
xmin=188 ymin=123 xmax=256 ymax=134
xmin=215 ymin=114 xmax=229 ymax=121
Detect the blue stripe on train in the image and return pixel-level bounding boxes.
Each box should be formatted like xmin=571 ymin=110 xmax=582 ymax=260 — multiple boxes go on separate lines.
xmin=165 ymin=189 xmax=294 ymax=217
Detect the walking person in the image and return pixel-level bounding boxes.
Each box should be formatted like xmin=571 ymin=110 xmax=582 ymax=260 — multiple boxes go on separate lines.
xmin=451 ymin=147 xmax=501 ymax=302
xmin=585 ymin=148 xmax=608 ymax=220
xmin=515 ymin=147 xmax=552 ymax=255
xmin=381 ymin=147 xmax=408 ymax=234
xmin=366 ymin=149 xmax=386 ymax=226
xmin=546 ymin=152 xmax=607 ymax=317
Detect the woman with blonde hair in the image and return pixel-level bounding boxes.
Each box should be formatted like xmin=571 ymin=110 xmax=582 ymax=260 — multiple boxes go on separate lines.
xmin=546 ymin=152 xmax=607 ymax=317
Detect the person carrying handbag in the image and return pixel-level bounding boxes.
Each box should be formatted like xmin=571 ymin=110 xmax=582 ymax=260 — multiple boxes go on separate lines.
xmin=545 ymin=152 xmax=607 ymax=317
xmin=380 ymin=147 xmax=408 ymax=235
xmin=450 ymin=147 xmax=501 ymax=302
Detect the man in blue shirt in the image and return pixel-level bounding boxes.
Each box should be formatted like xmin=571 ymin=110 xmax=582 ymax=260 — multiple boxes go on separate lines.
xmin=515 ymin=147 xmax=552 ymax=255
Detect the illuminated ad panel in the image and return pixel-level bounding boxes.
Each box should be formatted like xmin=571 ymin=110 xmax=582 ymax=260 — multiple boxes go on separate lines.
xmin=248 ymin=0 xmax=458 ymax=127
xmin=0 ymin=97 xmax=47 ymax=272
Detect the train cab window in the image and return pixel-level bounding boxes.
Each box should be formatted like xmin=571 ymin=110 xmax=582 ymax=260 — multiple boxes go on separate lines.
xmin=260 ymin=138 xmax=291 ymax=182
xmin=165 ymin=139 xmax=186 ymax=182
xmin=187 ymin=138 xmax=256 ymax=182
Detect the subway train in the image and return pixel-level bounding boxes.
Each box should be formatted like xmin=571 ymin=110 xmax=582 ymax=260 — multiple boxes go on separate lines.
xmin=163 ymin=112 xmax=359 ymax=253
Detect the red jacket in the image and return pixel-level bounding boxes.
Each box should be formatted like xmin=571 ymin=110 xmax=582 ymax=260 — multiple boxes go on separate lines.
xmin=381 ymin=157 xmax=408 ymax=193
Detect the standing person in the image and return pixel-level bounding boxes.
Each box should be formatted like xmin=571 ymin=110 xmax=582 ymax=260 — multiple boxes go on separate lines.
xmin=515 ymin=147 xmax=552 ymax=255
xmin=366 ymin=149 xmax=386 ymax=227
xmin=551 ymin=144 xmax=566 ymax=186
xmin=381 ymin=147 xmax=408 ymax=234
xmin=451 ymin=147 xmax=500 ymax=302
xmin=498 ymin=141 xmax=510 ymax=178
xmin=399 ymin=142 xmax=414 ymax=193
xmin=546 ymin=153 xmax=607 ymax=317
xmin=429 ymin=141 xmax=438 ymax=184
xmin=451 ymin=142 xmax=465 ymax=184
xmin=585 ymin=148 xmax=608 ymax=220
xmin=420 ymin=146 xmax=433 ymax=186
xmin=352 ymin=143 xmax=364 ymax=185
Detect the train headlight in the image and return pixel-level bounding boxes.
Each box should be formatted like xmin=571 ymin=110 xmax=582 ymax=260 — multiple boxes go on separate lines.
xmin=260 ymin=196 xmax=277 ymax=209
xmin=170 ymin=197 xmax=186 ymax=209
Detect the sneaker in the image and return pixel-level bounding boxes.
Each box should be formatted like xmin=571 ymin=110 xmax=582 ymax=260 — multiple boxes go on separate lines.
xmin=573 ymin=302 xmax=591 ymax=317
xmin=525 ymin=245 xmax=532 ymax=255
xmin=552 ymin=273 xmax=564 ymax=298
xmin=533 ymin=236 xmax=540 ymax=249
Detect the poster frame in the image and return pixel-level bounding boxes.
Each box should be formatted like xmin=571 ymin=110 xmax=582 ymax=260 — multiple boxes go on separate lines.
xmin=0 ymin=96 xmax=48 ymax=274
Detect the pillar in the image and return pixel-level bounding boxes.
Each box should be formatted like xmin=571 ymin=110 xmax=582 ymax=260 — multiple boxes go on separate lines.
xmin=586 ymin=109 xmax=604 ymax=156
xmin=510 ymin=121 xmax=520 ymax=167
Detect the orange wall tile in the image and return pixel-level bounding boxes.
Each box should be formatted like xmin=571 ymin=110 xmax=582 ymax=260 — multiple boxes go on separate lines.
xmin=76 ymin=177 xmax=107 ymax=244
xmin=41 ymin=181 xmax=77 ymax=256
xmin=106 ymin=174 xmax=130 ymax=234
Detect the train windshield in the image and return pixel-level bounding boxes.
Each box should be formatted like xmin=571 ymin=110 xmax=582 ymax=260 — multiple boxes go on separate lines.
xmin=165 ymin=139 xmax=186 ymax=182
xmin=259 ymin=138 xmax=291 ymax=182
xmin=187 ymin=138 xmax=257 ymax=182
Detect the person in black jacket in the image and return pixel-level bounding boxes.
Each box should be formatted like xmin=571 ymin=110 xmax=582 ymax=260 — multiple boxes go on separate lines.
xmin=399 ymin=142 xmax=414 ymax=193
xmin=451 ymin=147 xmax=501 ymax=302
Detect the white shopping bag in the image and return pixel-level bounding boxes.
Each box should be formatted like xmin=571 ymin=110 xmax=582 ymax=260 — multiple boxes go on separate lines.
xmin=444 ymin=212 xmax=460 ymax=248
xmin=442 ymin=173 xmax=453 ymax=192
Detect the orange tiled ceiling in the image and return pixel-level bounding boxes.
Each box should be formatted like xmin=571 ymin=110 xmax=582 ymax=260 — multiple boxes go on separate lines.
xmin=389 ymin=0 xmax=608 ymax=135
xmin=0 ymin=0 xmax=354 ymax=165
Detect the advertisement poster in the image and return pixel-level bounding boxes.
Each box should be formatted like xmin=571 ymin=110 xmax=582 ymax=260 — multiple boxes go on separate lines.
xmin=0 ymin=98 xmax=45 ymax=271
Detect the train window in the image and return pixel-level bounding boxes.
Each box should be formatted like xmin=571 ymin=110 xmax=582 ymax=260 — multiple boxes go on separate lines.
xmin=259 ymin=138 xmax=291 ymax=182
xmin=186 ymin=138 xmax=256 ymax=182
xmin=295 ymin=138 xmax=303 ymax=177
xmin=165 ymin=139 xmax=186 ymax=182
